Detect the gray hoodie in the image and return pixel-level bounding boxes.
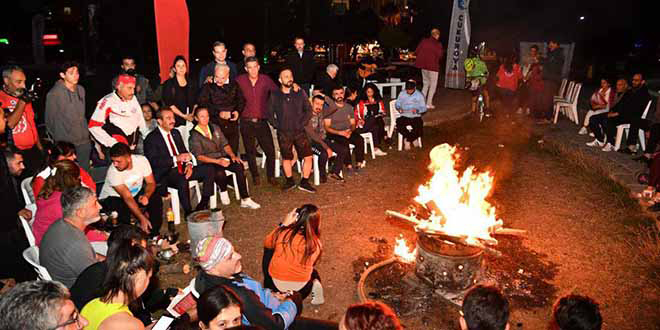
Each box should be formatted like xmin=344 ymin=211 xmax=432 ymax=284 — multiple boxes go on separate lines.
xmin=45 ymin=80 xmax=89 ymax=145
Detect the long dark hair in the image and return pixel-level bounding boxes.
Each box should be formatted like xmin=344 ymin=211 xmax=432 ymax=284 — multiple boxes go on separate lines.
xmin=502 ymin=54 xmax=514 ymax=73
xmin=37 ymin=159 xmax=81 ymax=200
xmin=270 ymin=204 xmax=321 ymax=264
xmin=171 ymin=55 xmax=189 ymax=78
xmin=360 ymin=83 xmax=383 ymax=103
xmin=197 ymin=285 xmax=242 ymax=326
xmin=343 ymin=302 xmax=403 ymax=330
xmin=101 ymin=244 xmax=154 ymax=307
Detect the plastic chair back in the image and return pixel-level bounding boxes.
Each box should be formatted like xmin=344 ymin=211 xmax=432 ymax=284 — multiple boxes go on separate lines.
xmin=22 ymin=246 xmax=52 ymax=280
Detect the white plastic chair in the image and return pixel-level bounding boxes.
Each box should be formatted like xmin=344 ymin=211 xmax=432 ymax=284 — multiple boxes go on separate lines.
xmin=553 ymin=83 xmax=581 ymax=124
xmin=20 ymin=214 xmax=36 ymax=247
xmin=389 ymin=101 xmax=422 ymax=150
xmin=614 ymin=100 xmax=653 ymax=151
xmin=553 ymin=79 xmax=570 ymax=102
xmin=360 ymin=132 xmax=376 ymax=159
xmin=167 ymin=155 xmax=203 ymax=224
xmin=261 ymin=150 xmax=301 ymax=178
xmin=21 ymin=176 xmax=35 ymax=205
xmin=23 ymin=246 xmax=52 ymax=280
xmin=90 ymin=241 xmax=108 ymax=256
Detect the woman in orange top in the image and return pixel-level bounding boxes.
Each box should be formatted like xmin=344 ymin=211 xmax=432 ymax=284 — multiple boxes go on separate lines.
xmin=263 ymin=204 xmax=324 ymax=304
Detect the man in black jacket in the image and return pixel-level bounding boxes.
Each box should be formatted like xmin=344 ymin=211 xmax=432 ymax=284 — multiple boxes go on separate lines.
xmin=540 ymin=40 xmax=565 ymax=122
xmin=198 ymin=41 xmax=239 ymax=86
xmin=269 ymin=69 xmax=315 ymax=193
xmin=144 ymin=108 xmax=215 ymax=215
xmin=285 ymin=37 xmax=316 ymax=92
xmin=198 ymin=64 xmax=245 ymax=153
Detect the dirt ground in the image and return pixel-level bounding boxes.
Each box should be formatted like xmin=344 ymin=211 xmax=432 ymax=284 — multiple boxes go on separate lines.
xmin=160 ymin=113 xmax=660 ymax=329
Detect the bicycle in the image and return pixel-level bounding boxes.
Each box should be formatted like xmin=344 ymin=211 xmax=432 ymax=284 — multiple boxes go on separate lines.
xmin=466 ymin=76 xmax=489 ymax=122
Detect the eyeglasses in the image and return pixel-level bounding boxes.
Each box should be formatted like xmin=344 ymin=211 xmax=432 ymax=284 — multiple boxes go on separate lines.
xmin=48 ymin=309 xmax=83 ymax=330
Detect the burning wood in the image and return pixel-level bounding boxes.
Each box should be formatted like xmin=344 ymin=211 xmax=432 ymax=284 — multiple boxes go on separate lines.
xmin=386 ymin=144 xmax=526 ymax=257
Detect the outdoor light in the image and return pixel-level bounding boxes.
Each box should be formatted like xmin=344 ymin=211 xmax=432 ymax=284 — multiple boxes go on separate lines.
xmin=579 ymin=16 xmax=585 ymax=20
xmin=59 ymin=49 xmax=64 ymax=53
xmin=0 ymin=38 xmax=8 ymax=45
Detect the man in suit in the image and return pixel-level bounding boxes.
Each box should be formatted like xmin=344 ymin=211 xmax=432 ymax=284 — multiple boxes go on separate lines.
xmin=285 ymin=37 xmax=316 ymax=92
xmin=144 ymin=107 xmax=215 ymax=216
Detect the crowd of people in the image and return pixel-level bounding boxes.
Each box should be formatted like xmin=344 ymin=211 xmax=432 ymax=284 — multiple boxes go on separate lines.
xmin=0 ymin=30 xmax=609 ymax=329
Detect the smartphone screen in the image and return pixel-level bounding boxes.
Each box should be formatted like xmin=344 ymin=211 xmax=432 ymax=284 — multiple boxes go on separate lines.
xmin=152 ymin=316 xmax=174 ymax=330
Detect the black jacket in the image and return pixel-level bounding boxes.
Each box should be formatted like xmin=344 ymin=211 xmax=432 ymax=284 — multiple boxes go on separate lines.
xmin=197 ymin=81 xmax=246 ymax=126
xmin=285 ymin=50 xmax=316 ymax=84
xmin=542 ymin=48 xmax=565 ymax=82
xmin=162 ymin=77 xmax=198 ymax=127
xmin=144 ymin=127 xmax=188 ymax=182
xmin=612 ymin=87 xmax=652 ymax=121
xmin=268 ymin=89 xmax=312 ymax=133
xmin=313 ymin=72 xmax=341 ymax=96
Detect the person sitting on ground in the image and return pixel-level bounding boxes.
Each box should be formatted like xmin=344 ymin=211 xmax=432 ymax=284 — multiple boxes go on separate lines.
xmin=269 ymin=68 xmax=315 ymax=193
xmin=552 ymin=294 xmax=602 ymax=330
xmin=355 ymin=83 xmax=388 ymax=156
xmin=323 ymin=86 xmax=365 ymax=178
xmin=464 ymin=45 xmax=490 ymax=113
xmin=586 ymin=75 xmax=650 ymax=152
xmin=339 ymin=301 xmax=402 ymax=330
xmin=197 ymin=284 xmax=244 ymax=330
xmin=579 ymin=78 xmax=613 ymax=135
xmin=40 ymin=186 xmax=104 ymax=288
xmin=0 ymin=280 xmax=90 ymax=330
xmin=144 ymin=107 xmax=215 ymax=215
xmin=81 ymin=243 xmax=154 ymax=330
xmin=99 ymin=143 xmax=162 ymax=235
xmin=395 ymin=80 xmax=427 ymax=150
xmin=305 ymin=95 xmax=333 ymax=184
xmin=33 ymin=160 xmax=106 ymax=245
xmin=494 ymin=53 xmax=523 ymax=113
xmin=314 ymin=64 xmax=341 ymax=96
xmin=32 ymin=141 xmax=96 ymax=199
xmin=459 ymin=285 xmax=510 ymax=330
xmin=188 ymin=107 xmax=261 ymax=209
xmin=263 ymin=205 xmax=324 ymax=304
xmin=193 ymin=235 xmax=337 ymax=329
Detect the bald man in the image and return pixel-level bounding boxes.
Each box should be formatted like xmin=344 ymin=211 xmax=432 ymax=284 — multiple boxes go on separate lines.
xmin=197 ymin=64 xmax=246 ymax=153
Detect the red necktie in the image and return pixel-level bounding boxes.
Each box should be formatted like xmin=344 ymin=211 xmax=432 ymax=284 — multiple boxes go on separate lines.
xmin=167 ymin=133 xmax=183 ymax=174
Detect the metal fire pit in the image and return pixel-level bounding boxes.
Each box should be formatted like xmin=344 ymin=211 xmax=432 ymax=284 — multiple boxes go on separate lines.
xmin=414 ymin=231 xmax=484 ymax=304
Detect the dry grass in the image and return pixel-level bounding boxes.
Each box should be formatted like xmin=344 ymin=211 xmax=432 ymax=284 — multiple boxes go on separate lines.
xmin=627 ymin=225 xmax=660 ymax=289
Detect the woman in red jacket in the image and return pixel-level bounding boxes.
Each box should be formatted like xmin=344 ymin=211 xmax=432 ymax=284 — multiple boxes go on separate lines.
xmin=355 ymin=84 xmax=388 ymax=156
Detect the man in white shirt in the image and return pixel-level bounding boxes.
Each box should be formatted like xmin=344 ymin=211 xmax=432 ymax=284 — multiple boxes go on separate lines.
xmin=99 ymin=142 xmax=162 ymax=235
xmin=143 ymin=108 xmax=215 ymax=216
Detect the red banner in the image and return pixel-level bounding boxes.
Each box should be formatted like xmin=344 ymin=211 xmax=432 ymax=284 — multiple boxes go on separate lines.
xmin=154 ymin=0 xmax=189 ymax=83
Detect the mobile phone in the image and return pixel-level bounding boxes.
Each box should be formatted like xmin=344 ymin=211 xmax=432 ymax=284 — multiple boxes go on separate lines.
xmin=152 ymin=316 xmax=174 ymax=330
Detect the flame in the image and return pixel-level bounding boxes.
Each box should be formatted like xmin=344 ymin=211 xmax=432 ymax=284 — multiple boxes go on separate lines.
xmin=394 ymin=237 xmax=416 ymax=263
xmin=413 ymin=144 xmax=501 ymax=245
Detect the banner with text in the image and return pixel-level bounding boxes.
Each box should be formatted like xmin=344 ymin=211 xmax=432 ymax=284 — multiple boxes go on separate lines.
xmin=444 ymin=0 xmax=471 ymax=89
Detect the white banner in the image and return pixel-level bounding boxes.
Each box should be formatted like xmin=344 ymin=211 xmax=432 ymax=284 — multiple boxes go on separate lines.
xmin=444 ymin=0 xmax=471 ymax=89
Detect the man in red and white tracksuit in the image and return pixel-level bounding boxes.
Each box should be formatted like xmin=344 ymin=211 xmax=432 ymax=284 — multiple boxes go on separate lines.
xmin=89 ymin=73 xmax=148 ymax=154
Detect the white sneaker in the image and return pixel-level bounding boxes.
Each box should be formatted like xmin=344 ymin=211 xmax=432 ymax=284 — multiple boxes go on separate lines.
xmin=310 ymin=279 xmax=325 ymax=305
xmin=601 ymin=143 xmax=615 ymax=152
xmin=578 ymin=127 xmax=588 ymax=135
xmin=589 ymin=132 xmax=595 ymax=137
xmin=404 ymin=141 xmax=411 ymax=150
xmin=374 ymin=148 xmax=388 ymax=156
xmin=586 ymin=139 xmax=605 ymax=147
xmin=412 ymin=139 xmax=420 ymax=148
xmin=516 ymin=108 xmax=523 ymax=114
xmin=240 ymin=198 xmax=261 ymax=209
xmin=426 ymin=104 xmax=435 ymax=109
xmin=220 ymin=191 xmax=231 ymax=205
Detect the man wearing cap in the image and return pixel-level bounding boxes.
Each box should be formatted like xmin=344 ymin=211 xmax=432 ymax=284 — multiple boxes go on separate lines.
xmin=193 ymin=235 xmax=337 ymax=330
xmin=89 ymin=72 xmax=149 ymax=156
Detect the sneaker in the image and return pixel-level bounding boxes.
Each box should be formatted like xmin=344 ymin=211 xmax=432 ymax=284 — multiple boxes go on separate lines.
xmin=282 ymin=179 xmax=296 ymax=191
xmin=329 ymin=173 xmax=345 ymax=182
xmin=586 ymin=139 xmax=605 ymax=147
xmin=298 ymin=180 xmax=317 ymax=193
xmin=601 ymin=143 xmax=615 ymax=152
xmin=310 ymin=279 xmax=325 ymax=305
xmin=404 ymin=141 xmax=411 ymax=150
xmin=412 ymin=139 xmax=420 ymax=148
xmin=426 ymin=104 xmax=435 ymax=109
xmin=240 ymin=198 xmax=261 ymax=209
xmin=220 ymin=191 xmax=231 ymax=205
xmin=589 ymin=132 xmax=595 ymax=137
xmin=578 ymin=127 xmax=588 ymax=135
xmin=374 ymin=148 xmax=388 ymax=156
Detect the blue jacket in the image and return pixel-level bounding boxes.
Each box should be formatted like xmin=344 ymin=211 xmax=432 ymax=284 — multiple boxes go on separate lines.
xmin=395 ymin=90 xmax=427 ymax=118
xmin=195 ymin=271 xmax=300 ymax=329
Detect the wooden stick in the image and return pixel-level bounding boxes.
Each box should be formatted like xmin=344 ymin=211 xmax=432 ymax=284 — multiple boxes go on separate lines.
xmin=385 ymin=210 xmax=422 ymax=225
xmin=493 ymin=228 xmax=527 ymax=237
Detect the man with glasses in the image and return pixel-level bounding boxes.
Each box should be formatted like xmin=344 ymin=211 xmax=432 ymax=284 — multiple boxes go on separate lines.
xmin=0 ymin=280 xmax=88 ymax=330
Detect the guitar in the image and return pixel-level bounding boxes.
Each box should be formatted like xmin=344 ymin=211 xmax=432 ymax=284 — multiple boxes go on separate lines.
xmin=357 ymin=63 xmax=397 ymax=79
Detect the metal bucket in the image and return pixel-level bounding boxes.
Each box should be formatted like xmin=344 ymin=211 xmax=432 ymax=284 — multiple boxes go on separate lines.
xmin=186 ymin=208 xmax=225 ymax=250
